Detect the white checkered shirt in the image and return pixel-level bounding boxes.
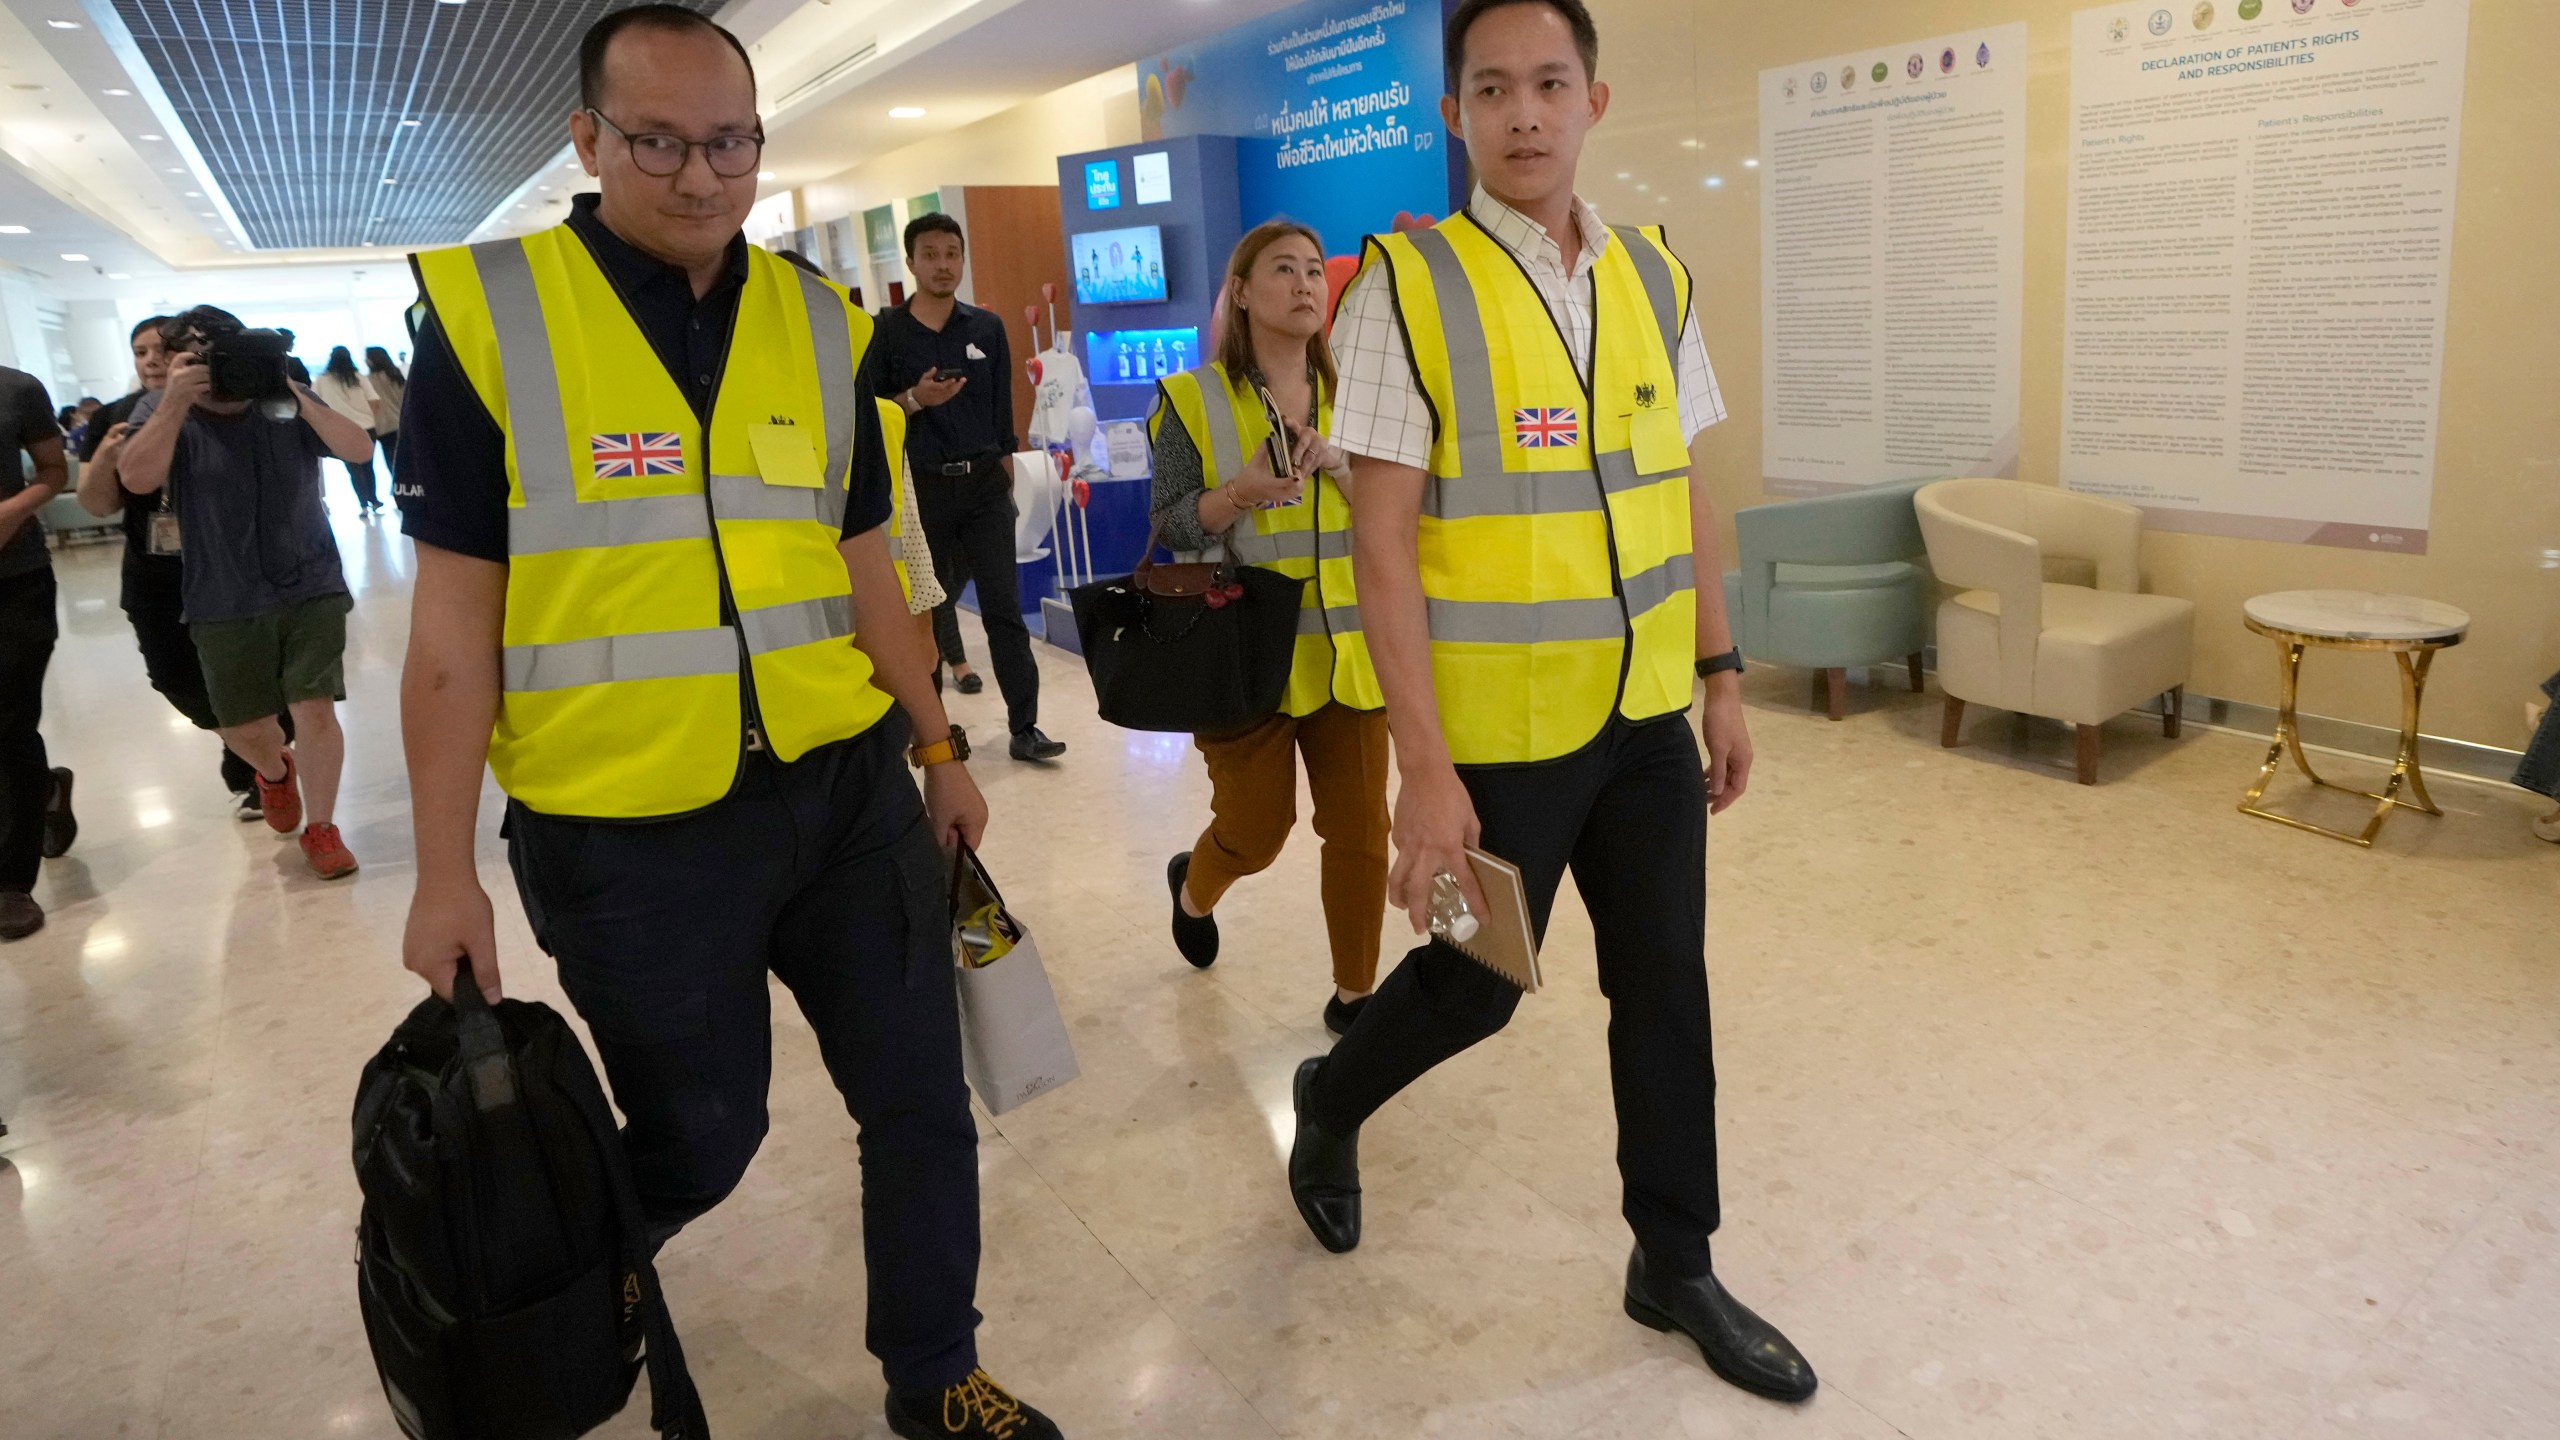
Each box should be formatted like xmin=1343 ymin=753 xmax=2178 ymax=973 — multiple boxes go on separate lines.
xmin=1329 ymin=187 xmax=1725 ymax=469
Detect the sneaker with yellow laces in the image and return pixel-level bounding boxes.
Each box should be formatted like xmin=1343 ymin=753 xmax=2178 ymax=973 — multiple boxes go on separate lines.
xmin=884 ymin=1368 xmax=1063 ymax=1440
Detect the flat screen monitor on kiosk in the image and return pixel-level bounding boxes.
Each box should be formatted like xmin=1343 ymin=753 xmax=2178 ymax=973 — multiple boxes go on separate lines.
xmin=1072 ymin=225 xmax=1168 ymax=305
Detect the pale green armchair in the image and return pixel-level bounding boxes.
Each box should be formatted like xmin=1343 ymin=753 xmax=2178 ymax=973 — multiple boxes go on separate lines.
xmin=1721 ymin=480 xmax=1934 ymax=719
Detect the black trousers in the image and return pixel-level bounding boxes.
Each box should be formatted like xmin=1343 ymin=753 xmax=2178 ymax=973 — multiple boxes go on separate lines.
xmin=504 ymin=718 xmax=981 ymax=1395
xmin=345 ymin=445 xmax=380 ymax=509
xmin=917 ymin=457 xmax=1039 ymax=734
xmin=126 ymin=594 xmax=268 ymax=795
xmin=376 ymin=429 xmax=400 ymax=479
xmin=1306 ymin=713 xmax=1722 ymax=1276
xmin=0 ymin=569 xmax=56 ymax=891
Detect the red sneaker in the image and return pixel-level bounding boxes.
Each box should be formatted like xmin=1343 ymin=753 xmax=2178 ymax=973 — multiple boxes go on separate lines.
xmin=300 ymin=822 xmax=357 ymax=880
xmin=255 ymin=751 xmax=302 ymax=834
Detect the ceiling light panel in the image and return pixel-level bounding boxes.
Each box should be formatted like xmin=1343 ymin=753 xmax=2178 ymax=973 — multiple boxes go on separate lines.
xmin=109 ymin=0 xmax=722 ymax=250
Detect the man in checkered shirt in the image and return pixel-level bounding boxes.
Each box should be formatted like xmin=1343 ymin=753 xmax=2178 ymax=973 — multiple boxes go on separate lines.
xmin=1286 ymin=0 xmax=1815 ymax=1405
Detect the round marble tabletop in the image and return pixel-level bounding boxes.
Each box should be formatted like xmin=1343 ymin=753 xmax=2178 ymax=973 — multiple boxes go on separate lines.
xmin=2243 ymin=589 xmax=2470 ymax=644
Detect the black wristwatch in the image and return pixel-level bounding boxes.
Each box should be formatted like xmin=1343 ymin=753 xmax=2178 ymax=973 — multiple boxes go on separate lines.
xmin=1695 ymin=648 xmax=1745 ymax=680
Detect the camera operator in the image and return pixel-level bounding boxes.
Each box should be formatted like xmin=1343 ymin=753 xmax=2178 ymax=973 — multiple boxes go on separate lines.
xmin=78 ymin=316 xmax=291 ymax=819
xmin=118 ymin=305 xmax=373 ymax=879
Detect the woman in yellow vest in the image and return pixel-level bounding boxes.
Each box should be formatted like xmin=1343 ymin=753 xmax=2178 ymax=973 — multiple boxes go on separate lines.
xmin=1148 ymin=220 xmax=1388 ymax=1038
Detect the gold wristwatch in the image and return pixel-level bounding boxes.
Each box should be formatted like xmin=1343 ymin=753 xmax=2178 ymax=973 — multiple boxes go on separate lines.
xmin=909 ymin=724 xmax=970 ymax=768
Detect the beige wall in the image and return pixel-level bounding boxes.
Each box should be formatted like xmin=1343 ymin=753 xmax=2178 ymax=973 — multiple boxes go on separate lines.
xmin=1581 ymin=0 xmax=2559 ymax=747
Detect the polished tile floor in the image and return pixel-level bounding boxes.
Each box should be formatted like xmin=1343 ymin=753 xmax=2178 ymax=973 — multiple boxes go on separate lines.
xmin=4 ymin=513 xmax=2556 ymax=1440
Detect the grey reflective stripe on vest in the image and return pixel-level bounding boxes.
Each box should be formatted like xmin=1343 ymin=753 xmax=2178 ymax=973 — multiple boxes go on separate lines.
xmin=1595 ymin=448 xmax=1686 ymax=498
xmin=738 ymin=593 xmax=853 ymax=655
xmin=1620 ymin=552 xmax=1697 ymax=615
xmin=1423 ymin=468 xmax=1603 ymax=521
xmin=1402 ymin=228 xmax=1505 ymax=485
xmin=790 ymin=265 xmax=859 ymax=484
xmin=1424 ymin=554 xmax=1693 ymax=647
xmin=509 ymin=492 xmax=711 ymax=553
xmin=1227 ymin=526 xmax=1349 ymax=565
xmin=1297 ymin=604 xmax=1364 ymax=636
xmin=708 ymin=473 xmax=848 ymax=529
xmin=469 ymin=240 xmax=579 ymax=518
xmin=1609 ymin=225 xmax=1684 ymax=362
xmin=503 ymin=627 xmax=739 ymax=692
xmin=1191 ymin=372 xmax=1248 ymax=480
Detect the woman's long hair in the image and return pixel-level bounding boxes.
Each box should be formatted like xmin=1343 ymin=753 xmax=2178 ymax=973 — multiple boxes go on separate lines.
xmin=364 ymin=345 xmax=404 ymax=386
xmin=1214 ymin=219 xmax=1338 ymax=399
xmin=323 ymin=344 xmax=360 ymax=384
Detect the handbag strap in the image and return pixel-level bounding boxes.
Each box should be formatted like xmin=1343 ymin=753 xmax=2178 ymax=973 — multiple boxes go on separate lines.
xmin=1129 ymin=517 xmax=1237 ymax=589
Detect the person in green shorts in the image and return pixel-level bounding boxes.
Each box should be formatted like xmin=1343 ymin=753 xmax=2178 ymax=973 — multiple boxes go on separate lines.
xmin=118 ymin=306 xmax=376 ymax=879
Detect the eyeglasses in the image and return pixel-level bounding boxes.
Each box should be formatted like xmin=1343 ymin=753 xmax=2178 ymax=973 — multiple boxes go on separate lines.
xmin=585 ymin=108 xmax=764 ymax=179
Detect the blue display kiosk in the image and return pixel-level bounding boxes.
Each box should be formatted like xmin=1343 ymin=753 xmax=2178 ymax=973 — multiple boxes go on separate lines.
xmin=1038 ymin=134 xmax=1245 ymax=653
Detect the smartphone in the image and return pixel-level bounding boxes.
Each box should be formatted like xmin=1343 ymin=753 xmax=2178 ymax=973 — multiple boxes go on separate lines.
xmin=1253 ymin=383 xmax=1303 ymax=508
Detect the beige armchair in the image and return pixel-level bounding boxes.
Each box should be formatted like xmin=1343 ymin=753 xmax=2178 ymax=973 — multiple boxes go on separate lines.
xmin=1914 ymin=479 xmax=2194 ymax=784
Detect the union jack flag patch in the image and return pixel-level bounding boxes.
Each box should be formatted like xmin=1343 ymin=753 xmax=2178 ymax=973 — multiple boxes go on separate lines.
xmin=1510 ymin=407 xmax=1579 ymax=450
xmin=591 ymin=431 xmax=686 ymax=478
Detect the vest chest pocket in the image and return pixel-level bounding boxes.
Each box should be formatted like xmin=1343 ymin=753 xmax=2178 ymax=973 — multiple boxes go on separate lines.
xmin=1627 ymin=405 xmax=1688 ymax=478
xmin=749 ymin=423 xmax=824 ymax=489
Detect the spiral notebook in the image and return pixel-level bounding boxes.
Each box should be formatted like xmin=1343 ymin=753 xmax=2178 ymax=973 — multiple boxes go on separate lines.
xmin=1435 ymin=847 xmax=1541 ymax=993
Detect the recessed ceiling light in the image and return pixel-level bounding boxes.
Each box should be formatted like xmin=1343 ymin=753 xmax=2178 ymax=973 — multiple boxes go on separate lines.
xmin=0 ymin=225 xmax=27 ymax=235
xmin=1743 ymin=157 xmax=1759 ymax=168
xmin=198 ymin=211 xmax=214 ymax=217
xmin=1703 ymin=175 xmax=1724 ymax=189
xmin=1679 ymin=139 xmax=1700 ymax=149
xmin=60 ymin=253 xmax=87 ymax=262
xmin=107 ymin=272 xmax=130 ymax=279
xmin=1634 ymin=183 xmax=1649 ymax=192
xmin=381 ymin=177 xmax=397 ymax=184
xmin=102 ymin=88 xmax=131 ymax=97
xmin=1616 ymin=171 xmax=1630 ymax=180
xmin=141 ymin=133 xmax=163 ymax=141
xmin=536 ymin=184 xmax=550 ymax=192
xmin=888 ymin=106 xmax=926 ymax=119
xmin=183 ymin=190 xmax=200 ymax=197
xmin=47 ymin=18 xmax=80 ymax=28
xmin=399 ymin=118 xmax=420 ymax=127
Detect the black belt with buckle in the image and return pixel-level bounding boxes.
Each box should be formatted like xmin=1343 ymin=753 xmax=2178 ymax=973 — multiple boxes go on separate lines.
xmin=936 ymin=455 xmax=997 ymax=476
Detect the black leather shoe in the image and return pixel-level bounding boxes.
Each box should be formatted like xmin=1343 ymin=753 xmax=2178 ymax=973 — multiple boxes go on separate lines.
xmin=1009 ymin=726 xmax=1067 ymax=762
xmin=885 ymin=1368 xmax=1062 ymax=1439
xmin=1167 ymin=853 xmax=1218 ymax=967
xmin=955 ymin=669 xmax=985 ymax=695
xmin=1624 ymin=1246 xmax=1817 ymax=1401
xmin=1288 ymin=1057 xmax=1361 ymax=1253
xmin=40 ymin=767 xmax=74 ymax=858
xmin=1322 ymin=992 xmax=1370 ymax=1039
xmin=0 ymin=890 xmax=44 ymax=941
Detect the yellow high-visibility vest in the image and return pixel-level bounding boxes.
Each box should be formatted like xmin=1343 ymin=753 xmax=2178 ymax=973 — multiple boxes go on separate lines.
xmin=1150 ymin=363 xmax=1381 ymax=717
xmin=1357 ymin=213 xmax=1696 ymax=765
xmin=413 ymin=224 xmax=891 ymax=819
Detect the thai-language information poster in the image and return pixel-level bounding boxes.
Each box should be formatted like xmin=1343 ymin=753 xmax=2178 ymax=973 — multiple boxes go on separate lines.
xmin=1758 ymin=24 xmax=2028 ymax=494
xmin=2064 ymin=0 xmax=2470 ymax=552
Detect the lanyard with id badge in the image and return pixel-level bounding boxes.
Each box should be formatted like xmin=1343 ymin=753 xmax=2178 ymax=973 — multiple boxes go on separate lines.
xmin=148 ymin=475 xmax=183 ymax=556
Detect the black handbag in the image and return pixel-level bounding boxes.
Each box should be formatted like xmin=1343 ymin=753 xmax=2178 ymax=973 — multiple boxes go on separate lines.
xmin=351 ymin=959 xmax=709 ymax=1440
xmin=1069 ymin=523 xmax=1308 ymax=733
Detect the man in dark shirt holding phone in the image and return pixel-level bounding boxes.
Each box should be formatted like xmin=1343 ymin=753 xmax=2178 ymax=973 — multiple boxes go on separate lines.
xmin=863 ymin=212 xmax=1065 ymax=763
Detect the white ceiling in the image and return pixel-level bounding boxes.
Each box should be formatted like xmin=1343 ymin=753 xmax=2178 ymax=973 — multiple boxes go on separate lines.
xmin=0 ymin=0 xmax=1316 ymax=305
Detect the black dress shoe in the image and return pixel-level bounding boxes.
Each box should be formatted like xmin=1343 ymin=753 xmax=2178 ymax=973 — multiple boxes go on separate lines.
xmin=1322 ymin=992 xmax=1370 ymax=1039
xmin=1167 ymin=853 xmax=1218 ymax=967
xmin=0 ymin=890 xmax=44 ymax=941
xmin=955 ymin=669 xmax=985 ymax=695
xmin=1288 ymin=1056 xmax=1361 ymax=1253
xmin=1624 ymin=1246 xmax=1817 ymax=1401
xmin=1009 ymin=726 xmax=1066 ymax=762
xmin=40 ymin=767 xmax=74 ymax=858
xmin=885 ymin=1368 xmax=1062 ymax=1440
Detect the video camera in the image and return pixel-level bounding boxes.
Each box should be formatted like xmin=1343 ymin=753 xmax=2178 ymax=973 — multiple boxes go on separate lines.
xmin=160 ymin=305 xmax=297 ymax=407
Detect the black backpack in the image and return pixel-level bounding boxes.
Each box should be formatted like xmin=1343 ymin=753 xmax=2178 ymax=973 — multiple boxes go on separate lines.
xmin=352 ymin=963 xmax=710 ymax=1439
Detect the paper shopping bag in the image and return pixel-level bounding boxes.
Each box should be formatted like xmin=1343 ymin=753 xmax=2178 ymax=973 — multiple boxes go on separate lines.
xmin=951 ymin=846 xmax=1079 ymax=1115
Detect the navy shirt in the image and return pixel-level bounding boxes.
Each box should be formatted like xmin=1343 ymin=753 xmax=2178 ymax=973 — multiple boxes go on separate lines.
xmin=0 ymin=366 xmax=60 ymax=582
xmin=163 ymin=405 xmax=347 ymax=624
xmin=861 ymin=299 xmax=1018 ymax=473
xmin=398 ymin=193 xmax=893 ymax=564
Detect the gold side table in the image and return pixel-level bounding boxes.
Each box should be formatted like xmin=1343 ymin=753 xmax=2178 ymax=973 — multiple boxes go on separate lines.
xmin=2239 ymin=590 xmax=2470 ymax=848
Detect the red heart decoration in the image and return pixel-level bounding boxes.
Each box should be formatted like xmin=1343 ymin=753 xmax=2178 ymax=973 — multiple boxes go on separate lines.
xmin=1204 ymin=590 xmax=1229 ymax=609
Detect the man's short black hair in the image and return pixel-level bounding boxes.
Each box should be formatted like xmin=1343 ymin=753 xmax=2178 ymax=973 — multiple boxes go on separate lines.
xmin=578 ymin=5 xmax=755 ymax=114
xmin=1443 ymin=0 xmax=1599 ymax=94
xmin=904 ymin=212 xmax=965 ymax=257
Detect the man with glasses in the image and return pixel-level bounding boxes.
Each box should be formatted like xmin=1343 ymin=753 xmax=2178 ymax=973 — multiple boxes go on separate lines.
xmin=394 ymin=8 xmax=1065 ymax=1437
